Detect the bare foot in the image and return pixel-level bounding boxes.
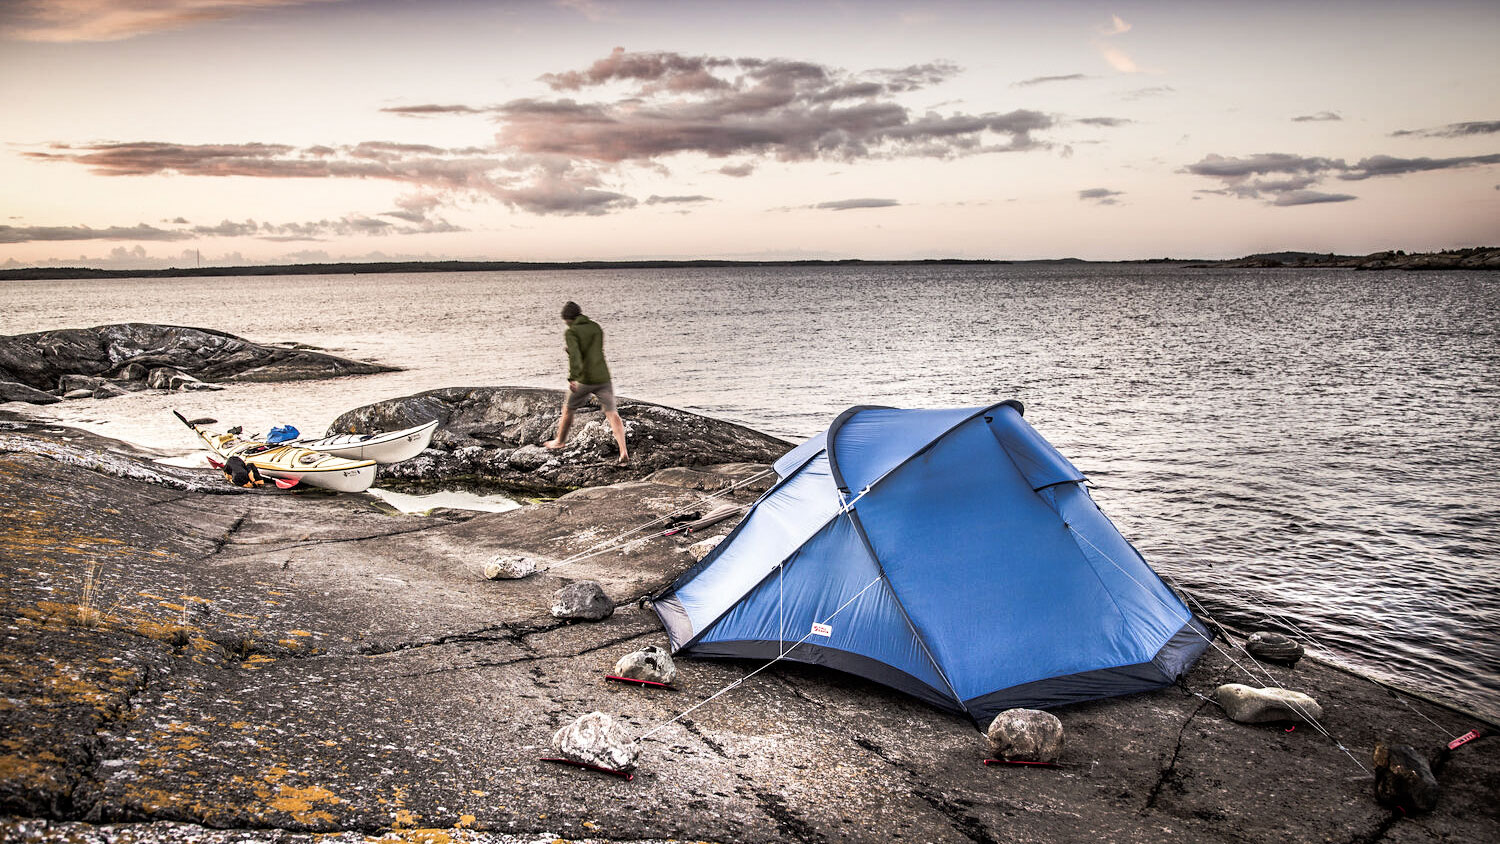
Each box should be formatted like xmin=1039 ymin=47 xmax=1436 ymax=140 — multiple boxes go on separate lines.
xmin=615 ymin=453 xmax=630 ymax=466
xmin=543 ymin=440 xmax=566 ymax=450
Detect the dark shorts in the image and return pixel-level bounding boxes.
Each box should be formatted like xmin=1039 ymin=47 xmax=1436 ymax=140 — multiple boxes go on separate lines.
xmin=566 ymin=381 xmax=617 ymax=413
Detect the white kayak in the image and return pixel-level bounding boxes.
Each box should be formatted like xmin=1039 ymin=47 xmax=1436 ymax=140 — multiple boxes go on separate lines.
xmin=294 ymin=418 xmax=439 ymax=464
xmin=176 ymin=412 xmax=377 ymax=493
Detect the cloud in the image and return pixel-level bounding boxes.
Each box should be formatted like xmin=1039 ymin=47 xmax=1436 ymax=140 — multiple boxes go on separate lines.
xmin=1 ymin=0 xmax=342 ymax=43
xmin=1073 ymin=117 xmax=1131 ymax=128
xmin=1094 ymin=15 xmax=1144 ymax=74
xmin=1121 ymin=86 xmax=1174 ymax=100
xmin=0 ymin=212 xmax=463 ymax=244
xmin=0 ymin=223 xmax=190 ymax=243
xmin=814 ymin=198 xmax=899 ymax=211
xmin=1184 ymin=150 xmax=1500 ymax=205
xmin=1391 ymin=120 xmax=1500 ymax=139
xmin=494 ymin=49 xmax=1042 ymax=164
xmin=28 ymin=49 xmax=1080 ymax=220
xmin=1338 ymin=153 xmax=1500 ymax=180
xmin=1271 ymin=190 xmax=1357 ymax=206
xmin=1016 ymin=74 xmax=1090 ymax=87
xmin=1078 ymin=188 xmax=1124 ymax=205
xmin=381 ymin=104 xmax=488 ymax=118
xmin=645 ymin=195 xmax=712 ymax=205
xmin=1292 ymin=111 xmax=1342 ymax=122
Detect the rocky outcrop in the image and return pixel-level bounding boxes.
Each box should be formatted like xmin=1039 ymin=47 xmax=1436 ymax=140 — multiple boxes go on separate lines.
xmin=0 ymin=323 xmax=397 ymax=403
xmin=327 ymin=386 xmax=791 ymax=494
xmin=1 ymin=417 xmax=1497 ymax=843
xmin=1184 ymin=246 xmax=1500 ymax=271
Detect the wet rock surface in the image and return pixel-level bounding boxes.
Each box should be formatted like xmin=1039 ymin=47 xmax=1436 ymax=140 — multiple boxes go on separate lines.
xmin=0 ymin=324 xmax=396 ymax=403
xmin=326 ymin=386 xmax=791 ymax=495
xmin=1 ymin=415 xmax=1496 ymax=843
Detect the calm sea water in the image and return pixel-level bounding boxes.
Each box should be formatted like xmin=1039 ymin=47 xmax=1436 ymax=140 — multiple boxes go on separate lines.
xmin=3 ymin=264 xmax=1498 ymax=724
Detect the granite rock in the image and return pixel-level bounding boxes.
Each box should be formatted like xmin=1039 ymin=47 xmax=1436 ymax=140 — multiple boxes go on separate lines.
xmin=1373 ymin=741 xmax=1440 ymax=813
xmin=327 ymin=386 xmax=790 ymax=494
xmin=1215 ymin=683 xmax=1324 ymax=724
xmin=986 ymin=708 xmax=1064 ymax=763
xmin=613 ymin=645 xmax=676 ymax=685
xmin=551 ymin=580 xmax=615 ymax=621
xmin=1246 ymin=631 xmax=1304 ymax=667
xmin=551 ymin=711 xmax=639 ymax=772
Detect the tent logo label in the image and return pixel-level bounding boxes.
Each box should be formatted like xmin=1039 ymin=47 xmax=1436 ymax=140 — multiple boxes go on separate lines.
xmin=810 ymin=622 xmax=833 ymax=637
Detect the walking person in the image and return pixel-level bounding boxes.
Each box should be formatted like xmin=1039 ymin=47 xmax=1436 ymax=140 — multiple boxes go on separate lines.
xmin=542 ymin=301 xmax=630 ymax=464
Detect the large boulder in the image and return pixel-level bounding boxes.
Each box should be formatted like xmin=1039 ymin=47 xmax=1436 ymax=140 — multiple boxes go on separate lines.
xmin=326 ymin=386 xmax=791 ymax=494
xmin=0 ymin=323 xmax=397 ymax=403
xmin=0 ymin=381 xmax=60 ymax=405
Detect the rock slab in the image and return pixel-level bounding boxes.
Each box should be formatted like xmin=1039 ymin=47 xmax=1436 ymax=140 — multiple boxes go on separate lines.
xmin=986 ymin=708 xmax=1064 ymax=763
xmin=1215 ymin=683 xmax=1324 ymax=724
xmin=551 ymin=711 xmax=640 ymax=772
xmin=551 ymin=581 xmax=615 ymax=621
xmin=613 ymin=645 xmax=676 ymax=685
xmin=1373 ymin=741 xmax=1441 ymax=813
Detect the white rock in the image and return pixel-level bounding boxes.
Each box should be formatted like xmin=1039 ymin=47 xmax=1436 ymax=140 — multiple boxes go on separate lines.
xmin=482 ymin=554 xmax=538 ymax=580
xmin=613 ymin=645 xmax=676 ymax=685
xmin=551 ymin=711 xmax=639 ymax=772
xmin=1214 ymin=683 xmax=1324 ymax=724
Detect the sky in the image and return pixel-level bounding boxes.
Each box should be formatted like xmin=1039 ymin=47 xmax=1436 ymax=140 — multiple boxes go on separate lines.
xmin=1 ymin=0 xmax=1498 ymax=268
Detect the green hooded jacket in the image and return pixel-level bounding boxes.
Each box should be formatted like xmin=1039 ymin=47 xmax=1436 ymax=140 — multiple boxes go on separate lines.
xmin=564 ymin=314 xmax=611 ymax=384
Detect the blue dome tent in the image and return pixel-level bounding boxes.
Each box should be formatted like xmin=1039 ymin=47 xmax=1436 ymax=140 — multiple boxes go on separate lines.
xmin=653 ymin=401 xmax=1211 ymax=724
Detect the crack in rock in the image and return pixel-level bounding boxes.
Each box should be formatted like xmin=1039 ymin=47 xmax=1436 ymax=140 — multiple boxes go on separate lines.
xmin=853 ymin=736 xmax=1000 ymax=844
xmin=1142 ymin=699 xmax=1210 ymax=812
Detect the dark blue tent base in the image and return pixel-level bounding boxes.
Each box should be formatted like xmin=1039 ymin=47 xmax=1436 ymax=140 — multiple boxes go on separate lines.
xmin=679 ymin=618 xmax=1214 ymax=726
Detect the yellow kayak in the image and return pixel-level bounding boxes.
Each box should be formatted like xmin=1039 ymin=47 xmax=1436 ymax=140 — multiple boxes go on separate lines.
xmin=176 ymin=412 xmax=377 ymax=492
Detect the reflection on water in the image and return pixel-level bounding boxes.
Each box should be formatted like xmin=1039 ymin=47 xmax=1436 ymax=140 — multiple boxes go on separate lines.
xmin=4 ymin=264 xmax=1498 ymax=722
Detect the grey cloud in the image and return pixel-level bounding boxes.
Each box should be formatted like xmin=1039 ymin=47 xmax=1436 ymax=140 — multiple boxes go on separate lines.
xmin=0 ymin=223 xmax=190 ymax=243
xmin=497 ymin=50 xmax=1056 ymax=164
xmin=815 ymin=198 xmax=899 ymax=211
xmin=1121 ymin=86 xmax=1175 ymax=100
xmin=1391 ymin=120 xmax=1500 ymax=138
xmin=1184 ymin=149 xmax=1500 ymax=206
xmin=718 ymin=162 xmax=755 ymax=177
xmin=645 ymin=195 xmax=712 ymax=205
xmin=1079 ymin=188 xmax=1124 ymax=204
xmin=1015 ymin=74 xmax=1089 ymax=87
xmin=1074 ymin=117 xmax=1131 ymax=128
xmin=1292 ymin=111 xmax=1342 ymax=122
xmin=1338 ymin=153 xmax=1500 ymax=180
xmin=1271 ymin=190 xmax=1357 ymax=206
xmin=381 ymin=104 xmax=488 ymax=117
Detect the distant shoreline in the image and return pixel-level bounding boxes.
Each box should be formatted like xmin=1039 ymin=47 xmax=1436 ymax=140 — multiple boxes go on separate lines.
xmin=1 ymin=247 xmax=1495 ymax=281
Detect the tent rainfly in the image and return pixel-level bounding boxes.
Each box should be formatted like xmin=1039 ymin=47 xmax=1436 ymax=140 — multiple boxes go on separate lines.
xmin=653 ymin=401 xmax=1211 ymax=725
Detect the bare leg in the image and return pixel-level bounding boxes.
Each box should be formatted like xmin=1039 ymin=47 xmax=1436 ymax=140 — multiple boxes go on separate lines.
xmin=606 ymin=410 xmax=629 ymax=463
xmin=543 ymin=403 xmax=574 ymax=449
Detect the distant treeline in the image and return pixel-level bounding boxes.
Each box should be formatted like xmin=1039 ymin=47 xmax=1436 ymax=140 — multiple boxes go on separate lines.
xmin=0 ymin=257 xmax=1062 ymax=281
